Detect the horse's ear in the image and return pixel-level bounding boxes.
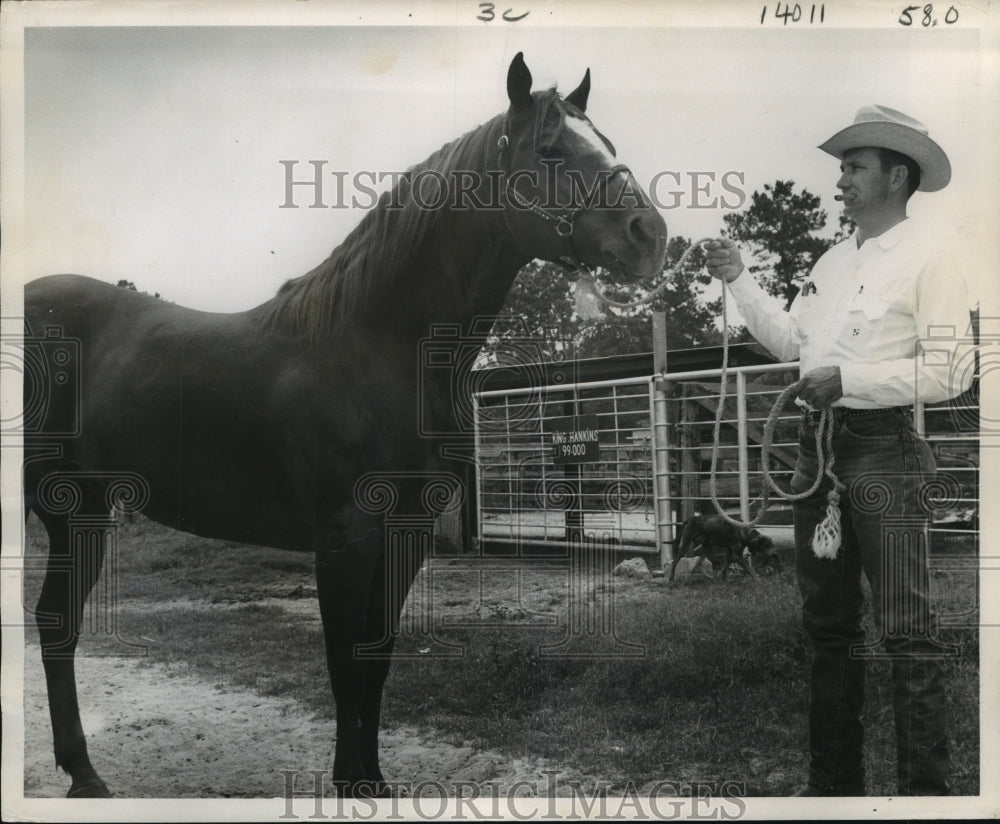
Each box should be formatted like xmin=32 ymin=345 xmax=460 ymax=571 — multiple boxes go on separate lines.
xmin=565 ymin=68 xmax=591 ymax=112
xmin=507 ymin=52 xmax=533 ymax=111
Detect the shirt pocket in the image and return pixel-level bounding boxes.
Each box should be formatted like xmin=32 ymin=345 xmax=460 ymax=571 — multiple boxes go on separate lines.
xmin=845 ymin=292 xmax=892 ymax=350
xmin=854 ymin=294 xmax=891 ymax=321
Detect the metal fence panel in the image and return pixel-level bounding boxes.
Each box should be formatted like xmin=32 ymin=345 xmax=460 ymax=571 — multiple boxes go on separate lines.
xmin=473 ymin=363 xmax=980 ymax=561
xmin=476 ymin=377 xmax=657 ymax=551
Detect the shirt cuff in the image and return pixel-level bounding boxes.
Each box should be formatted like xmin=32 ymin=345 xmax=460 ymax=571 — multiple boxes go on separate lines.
xmin=726 ymin=270 xmax=766 ymax=303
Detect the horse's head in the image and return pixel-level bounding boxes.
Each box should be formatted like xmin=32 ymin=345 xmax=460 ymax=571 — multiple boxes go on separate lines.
xmin=498 ymin=53 xmax=667 ymax=283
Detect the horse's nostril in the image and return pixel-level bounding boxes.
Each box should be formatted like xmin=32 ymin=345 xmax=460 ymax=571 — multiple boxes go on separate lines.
xmin=628 ymin=214 xmax=650 ymax=246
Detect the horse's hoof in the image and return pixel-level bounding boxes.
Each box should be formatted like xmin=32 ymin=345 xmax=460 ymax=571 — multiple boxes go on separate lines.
xmin=67 ymin=777 xmax=112 ymax=798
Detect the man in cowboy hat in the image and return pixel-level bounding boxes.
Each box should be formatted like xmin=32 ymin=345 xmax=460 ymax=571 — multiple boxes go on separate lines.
xmin=705 ymin=105 xmax=972 ymax=796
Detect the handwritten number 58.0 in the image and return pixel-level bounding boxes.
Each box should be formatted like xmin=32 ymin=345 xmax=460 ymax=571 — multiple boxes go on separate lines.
xmin=899 ymin=4 xmax=959 ymax=26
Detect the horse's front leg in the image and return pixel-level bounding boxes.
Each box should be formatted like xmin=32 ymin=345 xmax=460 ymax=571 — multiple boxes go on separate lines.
xmin=316 ymin=473 xmax=451 ymax=796
xmin=356 ymin=537 xmax=427 ymax=794
xmin=314 ymin=548 xmax=370 ymax=795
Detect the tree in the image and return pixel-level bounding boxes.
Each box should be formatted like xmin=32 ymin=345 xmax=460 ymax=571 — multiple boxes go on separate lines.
xmin=833 ymin=211 xmax=855 ymax=244
xmin=485 ymin=236 xmax=734 ymax=363
xmin=723 ymin=180 xmax=833 ymax=308
xmin=481 ymin=259 xmax=578 ymax=365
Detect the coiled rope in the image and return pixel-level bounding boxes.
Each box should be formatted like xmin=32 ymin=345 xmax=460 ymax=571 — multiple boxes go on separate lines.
xmin=709 ymin=269 xmax=845 ymax=558
xmin=577 ymin=238 xmax=844 ymax=559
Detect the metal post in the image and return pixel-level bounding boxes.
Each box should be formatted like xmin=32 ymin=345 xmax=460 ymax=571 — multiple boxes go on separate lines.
xmin=736 ymin=370 xmax=751 ymax=522
xmin=471 ymin=391 xmax=483 ymax=554
xmin=652 ymin=312 xmax=668 ymax=374
xmin=650 ymin=376 xmax=674 ymax=569
xmin=651 ymin=312 xmax=673 ymax=568
xmin=679 ymin=385 xmax=699 ymax=523
xmin=564 ymin=388 xmax=584 ymax=545
xmin=910 ymin=400 xmax=930 ymax=555
xmin=504 ymin=395 xmax=514 ymax=539
xmin=612 ymin=385 xmax=623 ymax=542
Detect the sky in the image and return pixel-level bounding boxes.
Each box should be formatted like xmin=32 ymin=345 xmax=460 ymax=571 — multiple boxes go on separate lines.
xmin=13 ymin=5 xmax=995 ymax=314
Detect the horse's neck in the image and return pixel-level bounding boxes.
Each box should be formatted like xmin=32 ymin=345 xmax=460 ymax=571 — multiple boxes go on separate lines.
xmin=426 ymin=217 xmax=527 ymax=328
xmin=255 ymin=118 xmax=531 ymax=346
xmin=355 ymin=118 xmax=527 ymax=336
xmin=347 ymin=194 xmax=526 ymax=344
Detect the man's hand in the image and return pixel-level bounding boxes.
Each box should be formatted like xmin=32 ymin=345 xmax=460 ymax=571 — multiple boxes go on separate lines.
xmin=790 ymin=366 xmax=843 ymax=408
xmin=704 ymin=239 xmax=745 ymax=284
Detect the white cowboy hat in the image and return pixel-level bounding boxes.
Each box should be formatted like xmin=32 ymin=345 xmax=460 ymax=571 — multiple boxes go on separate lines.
xmin=818 ymin=104 xmax=951 ymax=192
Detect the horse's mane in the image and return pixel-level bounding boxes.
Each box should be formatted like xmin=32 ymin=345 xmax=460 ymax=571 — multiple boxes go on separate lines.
xmin=258 ymin=89 xmax=566 ymax=339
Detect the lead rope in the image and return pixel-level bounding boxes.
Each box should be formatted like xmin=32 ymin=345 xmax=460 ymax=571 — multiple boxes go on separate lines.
xmin=577 ymin=238 xmax=844 ymax=559
xmin=709 ymin=265 xmax=845 ymax=559
xmin=572 ymin=238 xmax=714 ymax=320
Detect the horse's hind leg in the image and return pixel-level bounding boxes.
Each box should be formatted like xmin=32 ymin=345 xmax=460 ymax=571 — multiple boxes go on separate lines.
xmin=33 ymin=504 xmax=112 ymax=798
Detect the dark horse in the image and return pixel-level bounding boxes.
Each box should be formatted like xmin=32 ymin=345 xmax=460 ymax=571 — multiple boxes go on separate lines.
xmin=23 ymin=53 xmax=666 ymax=798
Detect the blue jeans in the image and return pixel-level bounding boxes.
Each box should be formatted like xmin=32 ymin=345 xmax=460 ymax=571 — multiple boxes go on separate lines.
xmin=791 ymin=408 xmax=951 ymax=795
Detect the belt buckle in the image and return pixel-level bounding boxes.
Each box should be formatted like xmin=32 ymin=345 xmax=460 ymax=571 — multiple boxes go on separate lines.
xmin=802 ymin=408 xmax=823 ymax=426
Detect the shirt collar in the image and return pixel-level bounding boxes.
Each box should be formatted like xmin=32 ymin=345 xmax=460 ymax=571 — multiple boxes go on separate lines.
xmin=853 ymin=217 xmax=912 ymax=251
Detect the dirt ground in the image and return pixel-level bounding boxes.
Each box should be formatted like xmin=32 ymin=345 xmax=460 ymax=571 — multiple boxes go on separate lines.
xmin=19 ymin=551 xmax=659 ymax=800
xmin=9 ymin=510 xmax=783 ymax=802
xmin=20 ymin=636 xmax=603 ymax=800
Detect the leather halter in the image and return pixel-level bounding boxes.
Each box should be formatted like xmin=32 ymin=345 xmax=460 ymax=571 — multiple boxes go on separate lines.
xmin=496 ymin=129 xmax=631 ymax=271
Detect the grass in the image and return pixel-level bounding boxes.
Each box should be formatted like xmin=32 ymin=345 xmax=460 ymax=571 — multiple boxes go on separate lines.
xmin=385 ymin=570 xmax=979 ymax=795
xmin=22 ymin=514 xmax=980 ymax=796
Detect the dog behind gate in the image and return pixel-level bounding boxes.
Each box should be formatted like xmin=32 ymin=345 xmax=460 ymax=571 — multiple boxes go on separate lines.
xmin=668 ymin=514 xmax=780 ymax=582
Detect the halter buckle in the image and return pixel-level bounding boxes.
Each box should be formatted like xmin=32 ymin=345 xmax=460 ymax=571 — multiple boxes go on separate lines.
xmin=555 ymin=216 xmax=574 ymax=237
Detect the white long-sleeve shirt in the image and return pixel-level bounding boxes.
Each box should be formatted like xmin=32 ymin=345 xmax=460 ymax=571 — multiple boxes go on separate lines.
xmin=726 ymin=218 xmax=974 ymax=408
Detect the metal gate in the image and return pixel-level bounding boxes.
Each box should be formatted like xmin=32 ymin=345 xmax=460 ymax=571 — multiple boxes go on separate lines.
xmin=472 ymin=362 xmax=980 ymax=563
xmin=474 ymin=375 xmax=658 ymax=553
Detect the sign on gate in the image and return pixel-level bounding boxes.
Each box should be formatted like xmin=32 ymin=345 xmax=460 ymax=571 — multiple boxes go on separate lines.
xmin=547 ymin=414 xmax=600 ymax=465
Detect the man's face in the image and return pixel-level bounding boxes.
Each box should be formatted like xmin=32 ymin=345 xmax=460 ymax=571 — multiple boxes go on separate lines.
xmin=836 ymin=147 xmax=892 ymax=223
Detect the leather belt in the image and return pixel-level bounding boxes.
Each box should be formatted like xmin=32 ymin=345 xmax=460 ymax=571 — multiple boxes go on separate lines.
xmin=801 ymin=406 xmax=911 ymax=426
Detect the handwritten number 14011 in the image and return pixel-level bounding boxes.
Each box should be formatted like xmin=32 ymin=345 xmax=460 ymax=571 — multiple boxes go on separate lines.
xmin=761 ymin=4 xmax=825 ymax=24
